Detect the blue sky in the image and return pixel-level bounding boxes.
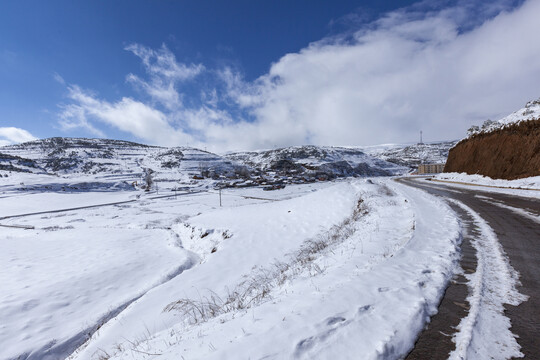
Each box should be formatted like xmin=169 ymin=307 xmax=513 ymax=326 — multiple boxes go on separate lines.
xmin=0 ymin=0 xmax=414 ymax=139
xmin=1 ymin=0 xmax=539 ymax=151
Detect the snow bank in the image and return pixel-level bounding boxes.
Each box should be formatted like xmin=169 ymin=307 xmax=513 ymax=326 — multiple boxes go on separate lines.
xmin=432 ymin=173 xmax=540 ymax=198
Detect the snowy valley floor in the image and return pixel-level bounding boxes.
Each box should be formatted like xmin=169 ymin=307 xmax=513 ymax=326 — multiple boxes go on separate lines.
xmin=1 ymin=177 xmax=475 ymax=359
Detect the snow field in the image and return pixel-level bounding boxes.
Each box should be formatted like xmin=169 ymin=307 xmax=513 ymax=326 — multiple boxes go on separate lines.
xmin=0 ymin=202 xmax=196 ymax=359
xmin=0 ymin=180 xmax=335 ymax=359
xmin=67 ymin=179 xmax=461 ymax=360
xmin=67 ymin=181 xmax=361 ymax=359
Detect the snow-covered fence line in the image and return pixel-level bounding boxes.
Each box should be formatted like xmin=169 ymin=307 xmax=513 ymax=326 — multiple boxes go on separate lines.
xmin=163 ymin=194 xmax=371 ymax=324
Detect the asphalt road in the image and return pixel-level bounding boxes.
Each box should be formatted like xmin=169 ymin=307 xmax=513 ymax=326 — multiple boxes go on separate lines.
xmin=398 ymin=177 xmax=540 ymax=359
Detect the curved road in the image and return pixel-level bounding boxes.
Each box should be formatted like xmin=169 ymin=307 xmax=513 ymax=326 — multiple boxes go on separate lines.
xmin=398 ymin=177 xmax=540 ymax=359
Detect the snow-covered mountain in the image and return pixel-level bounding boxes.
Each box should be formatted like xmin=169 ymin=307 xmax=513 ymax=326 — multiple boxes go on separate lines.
xmin=0 ymin=137 xmax=157 ymax=175
xmin=0 ymin=139 xmax=409 ymax=191
xmin=360 ymin=141 xmax=457 ymax=169
xmin=228 ymin=142 xmax=458 ymax=175
xmin=226 ymin=145 xmax=406 ymax=180
xmin=0 ymin=137 xmax=458 ymax=186
xmin=0 ymin=137 xmax=246 ymax=178
xmin=0 ymin=137 xmax=255 ymax=193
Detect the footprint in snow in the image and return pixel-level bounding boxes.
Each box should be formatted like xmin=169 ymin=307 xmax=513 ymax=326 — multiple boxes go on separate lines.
xmin=357 ymin=304 xmax=372 ymax=314
xmin=326 ymin=316 xmax=346 ymax=326
xmin=294 ymin=315 xmax=351 ymax=357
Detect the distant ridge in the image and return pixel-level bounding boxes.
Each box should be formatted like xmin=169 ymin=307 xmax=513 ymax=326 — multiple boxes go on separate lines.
xmin=1 ymin=138 xmax=410 ymax=189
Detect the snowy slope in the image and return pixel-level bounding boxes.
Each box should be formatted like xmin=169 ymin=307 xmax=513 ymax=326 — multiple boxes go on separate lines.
xmin=0 ymin=138 xmax=252 ymax=193
xmin=498 ymin=98 xmax=540 ymax=125
xmin=0 ymin=137 xmax=247 ymax=179
xmin=0 ymin=152 xmax=41 ymax=174
xmin=361 ymin=141 xmax=457 ymax=169
xmin=226 ymin=145 xmax=406 ymax=178
xmin=467 ymin=98 xmax=540 ymax=136
xmin=1 ymin=139 xmax=405 ymax=181
xmin=0 ymin=137 xmax=158 ymax=175
xmin=1 ymin=139 xmax=407 ymax=196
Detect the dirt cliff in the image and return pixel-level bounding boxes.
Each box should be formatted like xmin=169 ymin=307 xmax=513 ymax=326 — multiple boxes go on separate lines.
xmin=444 ymin=119 xmax=540 ymax=180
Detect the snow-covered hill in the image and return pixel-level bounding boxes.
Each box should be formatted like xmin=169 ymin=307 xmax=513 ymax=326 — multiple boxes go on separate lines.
xmin=1 ymin=137 xmax=157 ymax=175
xmin=227 ymin=145 xmax=406 ymax=179
xmin=467 ymin=98 xmax=540 ymax=136
xmin=0 ymin=137 xmax=246 ymax=178
xmin=0 ymin=138 xmax=253 ymax=191
xmin=0 ymin=139 xmax=410 ymax=192
xmin=360 ymin=141 xmax=457 ymax=169
xmin=1 ymin=138 xmax=461 ymax=193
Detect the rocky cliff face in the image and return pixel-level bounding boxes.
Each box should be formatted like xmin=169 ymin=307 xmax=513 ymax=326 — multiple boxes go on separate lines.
xmin=444 ymin=119 xmax=540 ymax=180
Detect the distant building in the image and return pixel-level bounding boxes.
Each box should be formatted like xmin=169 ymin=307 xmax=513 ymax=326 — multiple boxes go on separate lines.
xmin=417 ymin=163 xmax=445 ymax=174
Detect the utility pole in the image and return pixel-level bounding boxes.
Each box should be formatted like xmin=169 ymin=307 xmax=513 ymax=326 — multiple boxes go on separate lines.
xmin=419 ymin=131 xmax=424 ymax=145
xmin=219 ymin=188 xmax=222 ymax=207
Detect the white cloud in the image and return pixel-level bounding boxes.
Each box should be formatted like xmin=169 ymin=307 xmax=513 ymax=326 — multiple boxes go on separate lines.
xmin=57 ymin=0 xmax=540 ymax=152
xmin=218 ymin=0 xmax=540 ymax=149
xmin=59 ymin=85 xmax=194 ymax=147
xmin=0 ymin=127 xmax=37 ymax=145
xmin=58 ymin=104 xmax=106 ymax=137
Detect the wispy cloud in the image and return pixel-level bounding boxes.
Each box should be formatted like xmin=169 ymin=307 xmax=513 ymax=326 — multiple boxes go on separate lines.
xmin=57 ymin=0 xmax=540 ymax=151
xmin=125 ymin=43 xmax=204 ymax=110
xmin=53 ymin=72 xmax=66 ymax=85
xmin=0 ymin=127 xmax=37 ymax=146
xmin=58 ymin=94 xmax=106 ymax=138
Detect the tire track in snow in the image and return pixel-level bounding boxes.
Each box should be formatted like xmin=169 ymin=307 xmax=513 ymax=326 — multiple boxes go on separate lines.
xmin=404 ymin=203 xmax=477 ymax=360
xmin=447 ymin=200 xmax=527 ymax=360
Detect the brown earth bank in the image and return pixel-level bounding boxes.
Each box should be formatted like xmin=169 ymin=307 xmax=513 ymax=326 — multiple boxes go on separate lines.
xmin=444 ymin=119 xmax=540 ymax=180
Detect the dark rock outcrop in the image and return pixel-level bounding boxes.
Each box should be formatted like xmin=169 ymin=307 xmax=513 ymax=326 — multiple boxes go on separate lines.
xmin=444 ymin=119 xmax=540 ymax=180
